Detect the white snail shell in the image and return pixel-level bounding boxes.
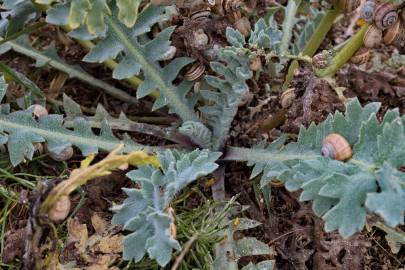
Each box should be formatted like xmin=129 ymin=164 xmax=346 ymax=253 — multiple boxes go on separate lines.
xmin=161 ymin=46 xmax=177 ymax=61
xmin=360 ymin=1 xmax=376 ymax=23
xmin=27 ymin=104 xmax=48 ymax=118
xmin=184 ymin=63 xmax=206 ymax=81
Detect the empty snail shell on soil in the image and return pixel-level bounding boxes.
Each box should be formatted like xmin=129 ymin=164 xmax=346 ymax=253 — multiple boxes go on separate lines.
xmin=49 ymin=146 xmax=74 ymax=161
xmin=350 ymin=47 xmax=370 ymax=64
xmin=321 ymin=133 xmax=352 ymax=161
xmin=280 ymin=88 xmax=296 ymax=109
xmin=360 ymin=1 xmax=376 ymax=23
xmin=374 ymin=3 xmax=398 ymax=30
xmin=184 ymin=63 xmax=206 ymax=81
xmin=339 ymin=0 xmax=361 ymax=13
xmin=193 ymin=29 xmax=209 ymax=47
xmin=312 ymin=52 xmax=328 ymax=69
xmin=190 ymin=8 xmax=211 ymax=20
xmin=48 ymin=195 xmax=71 ymax=222
xmin=383 ymin=19 xmax=404 ymax=44
xmin=363 ymin=25 xmax=383 ymax=48
xmin=27 ymin=104 xmax=48 ymax=118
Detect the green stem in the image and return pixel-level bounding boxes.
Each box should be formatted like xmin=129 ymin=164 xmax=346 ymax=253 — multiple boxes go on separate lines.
xmin=283 ymin=8 xmax=341 ymax=88
xmin=316 ymin=24 xmax=369 ymax=77
xmin=105 ymin=17 xmax=200 ymax=123
xmin=4 ymin=39 xmax=139 ymax=104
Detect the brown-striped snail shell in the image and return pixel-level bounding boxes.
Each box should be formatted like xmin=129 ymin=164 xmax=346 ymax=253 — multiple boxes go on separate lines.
xmin=190 ymin=8 xmax=211 ymax=20
xmin=350 ymin=47 xmax=370 ymax=64
xmin=27 ymin=104 xmax=48 ymax=118
xmin=48 ymin=195 xmax=71 ymax=222
xmin=373 ymin=3 xmax=398 ymax=30
xmin=360 ymin=1 xmax=376 ymax=23
xmin=312 ymin=52 xmax=328 ymax=69
xmin=363 ymin=25 xmax=383 ymax=48
xmin=212 ymin=0 xmax=243 ymax=15
xmin=383 ymin=19 xmax=404 ymax=44
xmin=49 ymin=146 xmax=74 ymax=161
xmin=321 ymin=133 xmax=352 ymax=161
xmin=339 ymin=0 xmax=361 ymax=13
xmin=280 ymin=88 xmax=296 ymax=109
xmin=184 ymin=63 xmax=206 ymax=81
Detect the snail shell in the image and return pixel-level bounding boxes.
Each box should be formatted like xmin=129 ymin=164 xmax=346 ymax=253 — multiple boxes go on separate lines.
xmin=49 ymin=146 xmax=74 ymax=161
xmin=312 ymin=52 xmax=328 ymax=69
xmin=383 ymin=19 xmax=404 ymax=44
xmin=280 ymin=88 xmax=296 ymax=108
xmin=161 ymin=46 xmax=177 ymax=61
xmin=193 ymin=29 xmax=209 ymax=47
xmin=321 ymin=133 xmax=352 ymax=161
xmin=350 ymin=47 xmax=370 ymax=64
xmin=27 ymin=104 xmax=48 ymax=118
xmin=234 ymin=16 xmax=251 ymax=37
xmin=360 ymin=1 xmax=376 ymax=23
xmin=184 ymin=63 xmax=206 ymax=81
xmin=373 ymin=3 xmax=398 ymax=30
xmin=339 ymin=0 xmax=361 ymax=13
xmin=48 ymin=195 xmax=71 ymax=222
xmin=190 ymin=8 xmax=211 ymax=20
xmin=363 ymin=25 xmax=382 ymax=48
xmin=249 ymin=56 xmax=262 ymax=71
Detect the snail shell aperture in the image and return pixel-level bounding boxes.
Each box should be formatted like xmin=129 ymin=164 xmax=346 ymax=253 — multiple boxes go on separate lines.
xmin=321 ymin=133 xmax=352 ymax=161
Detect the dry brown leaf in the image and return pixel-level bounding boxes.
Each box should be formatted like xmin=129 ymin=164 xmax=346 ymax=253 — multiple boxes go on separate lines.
xmin=92 ymin=234 xmax=124 ymax=254
xmin=86 ymin=254 xmax=120 ymax=270
xmin=67 ymin=218 xmax=88 ymax=249
xmin=91 ymin=213 xmax=108 ymax=235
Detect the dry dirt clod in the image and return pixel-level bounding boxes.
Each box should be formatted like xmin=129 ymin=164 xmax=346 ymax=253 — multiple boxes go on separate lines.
xmin=48 ymin=195 xmax=71 ymax=222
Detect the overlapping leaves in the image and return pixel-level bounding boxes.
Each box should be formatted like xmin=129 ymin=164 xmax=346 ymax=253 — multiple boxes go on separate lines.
xmin=199 ymin=27 xmax=252 ymax=151
xmin=0 ymin=75 xmax=152 ymax=166
xmin=47 ymin=4 xmax=199 ymax=122
xmin=228 ymin=98 xmax=405 ymax=237
xmin=111 ymin=149 xmax=221 ymax=266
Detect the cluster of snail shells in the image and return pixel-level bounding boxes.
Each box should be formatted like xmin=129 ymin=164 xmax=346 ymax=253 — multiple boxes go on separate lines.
xmin=361 ymin=1 xmax=405 ymax=48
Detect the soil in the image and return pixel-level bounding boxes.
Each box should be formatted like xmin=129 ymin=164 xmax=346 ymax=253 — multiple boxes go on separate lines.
xmin=1 ymin=1 xmax=405 ymax=270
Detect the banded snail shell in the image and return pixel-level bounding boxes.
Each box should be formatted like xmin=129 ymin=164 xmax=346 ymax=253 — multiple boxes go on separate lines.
xmin=312 ymin=52 xmax=328 ymax=69
xmin=321 ymin=133 xmax=352 ymax=161
xmin=383 ymin=19 xmax=403 ymax=44
xmin=280 ymin=88 xmax=296 ymax=109
xmin=363 ymin=25 xmax=382 ymax=48
xmin=374 ymin=3 xmax=398 ymax=30
xmin=350 ymin=47 xmax=370 ymax=64
xmin=360 ymin=1 xmax=376 ymax=23
xmin=190 ymin=8 xmax=211 ymax=20
xmin=184 ymin=63 xmax=206 ymax=81
xmin=339 ymin=0 xmax=361 ymax=13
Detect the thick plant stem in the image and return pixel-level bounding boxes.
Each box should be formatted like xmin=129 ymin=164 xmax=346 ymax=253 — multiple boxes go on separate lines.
xmin=283 ymin=8 xmax=341 ymax=88
xmin=316 ymin=24 xmax=369 ymax=77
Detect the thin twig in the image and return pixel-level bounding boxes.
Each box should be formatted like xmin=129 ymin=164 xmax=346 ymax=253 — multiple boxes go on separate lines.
xmin=171 ymin=232 xmax=199 ymax=270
